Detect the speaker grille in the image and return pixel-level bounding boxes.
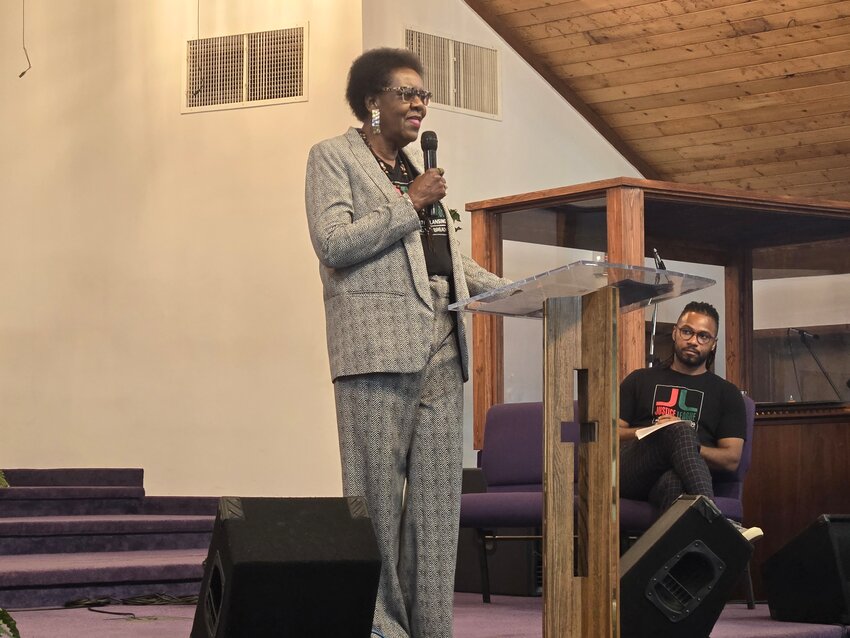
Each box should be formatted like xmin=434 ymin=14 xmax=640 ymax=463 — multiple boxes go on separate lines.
xmin=647 ymin=540 xmax=725 ymax=621
xmin=203 ymin=552 xmax=225 ymax=637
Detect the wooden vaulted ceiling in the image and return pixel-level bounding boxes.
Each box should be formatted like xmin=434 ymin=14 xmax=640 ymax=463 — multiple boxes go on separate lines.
xmin=464 ymin=0 xmax=850 ymax=202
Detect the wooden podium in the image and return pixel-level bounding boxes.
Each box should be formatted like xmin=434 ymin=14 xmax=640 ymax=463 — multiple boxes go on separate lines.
xmin=450 ymin=261 xmax=714 ymax=637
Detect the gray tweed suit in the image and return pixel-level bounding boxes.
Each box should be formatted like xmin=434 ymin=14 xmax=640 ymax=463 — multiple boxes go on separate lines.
xmin=306 ymin=127 xmax=507 ymax=638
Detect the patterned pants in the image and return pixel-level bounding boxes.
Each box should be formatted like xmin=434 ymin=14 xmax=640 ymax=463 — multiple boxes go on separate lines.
xmin=334 ymin=278 xmax=463 ymax=638
xmin=620 ymin=421 xmax=713 ymax=512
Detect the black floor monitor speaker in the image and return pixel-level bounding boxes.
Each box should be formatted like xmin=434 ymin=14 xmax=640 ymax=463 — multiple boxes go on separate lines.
xmin=190 ymin=496 xmax=381 ymax=638
xmin=620 ymin=495 xmax=753 ymax=638
xmin=762 ymin=514 xmax=850 ymax=624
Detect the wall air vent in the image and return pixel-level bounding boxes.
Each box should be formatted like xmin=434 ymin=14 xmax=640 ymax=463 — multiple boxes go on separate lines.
xmin=183 ymin=25 xmax=307 ymax=113
xmin=405 ymin=29 xmax=500 ymax=120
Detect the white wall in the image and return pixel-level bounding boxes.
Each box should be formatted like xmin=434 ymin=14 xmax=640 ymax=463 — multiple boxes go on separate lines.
xmin=0 ymin=0 xmax=638 ymax=493
xmin=754 ymin=274 xmax=850 ymax=329
xmin=0 ymin=0 xmax=361 ymax=496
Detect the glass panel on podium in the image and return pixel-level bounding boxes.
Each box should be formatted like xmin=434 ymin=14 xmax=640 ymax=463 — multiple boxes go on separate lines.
xmin=450 ymin=260 xmax=714 ymax=638
xmin=449 ymin=260 xmax=715 ymax=317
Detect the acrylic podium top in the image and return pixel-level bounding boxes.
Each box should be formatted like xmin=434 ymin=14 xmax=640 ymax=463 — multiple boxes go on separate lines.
xmin=449 ymin=261 xmax=715 ymax=318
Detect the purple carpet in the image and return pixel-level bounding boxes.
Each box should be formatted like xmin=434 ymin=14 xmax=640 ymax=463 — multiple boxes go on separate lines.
xmin=3 ymin=469 xmax=849 ymax=637
xmin=8 ymin=597 xmax=849 ymax=638
xmin=0 ymin=468 xmax=215 ymax=609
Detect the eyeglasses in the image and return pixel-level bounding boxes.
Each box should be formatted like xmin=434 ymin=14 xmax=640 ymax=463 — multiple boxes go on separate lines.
xmin=676 ymin=325 xmax=716 ymax=345
xmin=381 ymin=86 xmax=432 ymax=105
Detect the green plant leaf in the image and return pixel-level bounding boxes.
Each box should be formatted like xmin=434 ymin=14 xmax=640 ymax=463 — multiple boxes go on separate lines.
xmin=0 ymin=470 xmax=9 ymax=488
xmin=0 ymin=608 xmax=20 ymax=638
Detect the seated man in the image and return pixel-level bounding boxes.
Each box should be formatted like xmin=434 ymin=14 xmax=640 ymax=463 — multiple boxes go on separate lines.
xmin=619 ymin=300 xmax=763 ymax=542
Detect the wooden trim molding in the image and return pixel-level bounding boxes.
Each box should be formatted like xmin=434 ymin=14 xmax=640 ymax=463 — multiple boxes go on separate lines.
xmin=471 ymin=208 xmax=503 ymax=449
xmin=724 ymin=248 xmax=753 ymax=392
xmin=606 ymin=186 xmax=645 ymax=381
xmin=467 ymin=177 xmax=850 ymax=216
xmin=754 ymin=401 xmax=850 ymax=424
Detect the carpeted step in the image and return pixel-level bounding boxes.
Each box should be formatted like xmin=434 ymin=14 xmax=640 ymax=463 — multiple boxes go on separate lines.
xmin=0 ymin=549 xmax=207 ymax=609
xmin=0 ymin=486 xmax=145 ymax=517
xmin=2 ymin=468 xmax=144 ymax=487
xmin=141 ymin=496 xmax=219 ymax=516
xmin=0 ymin=515 xmax=214 ymax=555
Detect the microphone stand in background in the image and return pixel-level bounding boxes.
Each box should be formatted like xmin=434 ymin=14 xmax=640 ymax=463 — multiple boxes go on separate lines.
xmin=786 ymin=330 xmax=803 ymax=402
xmin=790 ymin=327 xmax=843 ymax=400
xmin=647 ymin=248 xmax=667 ymax=368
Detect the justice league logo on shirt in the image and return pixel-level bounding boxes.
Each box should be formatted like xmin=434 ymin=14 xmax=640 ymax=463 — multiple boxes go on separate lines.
xmin=652 ymin=385 xmax=704 ymax=423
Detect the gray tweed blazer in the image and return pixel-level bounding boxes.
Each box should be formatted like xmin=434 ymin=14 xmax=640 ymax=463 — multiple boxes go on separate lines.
xmin=306 ymin=127 xmax=507 ymax=382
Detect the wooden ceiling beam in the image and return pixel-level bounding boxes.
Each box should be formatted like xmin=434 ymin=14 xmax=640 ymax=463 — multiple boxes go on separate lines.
xmin=608 ymin=71 xmax=850 ymax=131
xmin=526 ymin=2 xmax=850 ymax=58
xmin=655 ymin=141 xmax=850 ymax=174
xmin=707 ymin=165 xmax=850 ymax=191
xmin=570 ymin=35 xmax=850 ymax=94
xmin=628 ymin=112 xmax=850 ymax=153
xmin=503 ymin=0 xmax=743 ymax=30
xmin=668 ymin=125 xmax=850 ymax=160
xmin=606 ymin=68 xmax=850 ymax=123
xmin=489 ymin=0 xmax=661 ymax=20
xmin=514 ymin=0 xmax=830 ymax=41
xmin=543 ymin=16 xmax=850 ymax=75
xmin=620 ymin=97 xmax=850 ymax=141
xmin=675 ymin=153 xmax=850 ymax=184
xmin=775 ymin=183 xmax=850 ymax=198
xmin=602 ymin=81 xmax=850 ymax=127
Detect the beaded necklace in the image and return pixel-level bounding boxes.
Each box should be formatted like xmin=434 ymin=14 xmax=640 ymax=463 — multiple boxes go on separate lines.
xmin=357 ymin=128 xmax=433 ymax=244
xmin=357 ymin=128 xmax=410 ymax=181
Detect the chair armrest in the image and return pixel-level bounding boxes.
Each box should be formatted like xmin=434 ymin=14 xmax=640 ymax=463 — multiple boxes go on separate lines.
xmin=462 ymin=468 xmax=487 ymax=494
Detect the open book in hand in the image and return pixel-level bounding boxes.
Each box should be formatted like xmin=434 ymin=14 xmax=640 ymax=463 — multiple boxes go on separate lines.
xmin=635 ymin=418 xmax=696 ymax=440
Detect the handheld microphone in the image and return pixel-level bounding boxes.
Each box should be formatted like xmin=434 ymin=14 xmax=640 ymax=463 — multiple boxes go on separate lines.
xmin=421 ymin=130 xmax=438 ymax=171
xmin=420 ymin=131 xmax=439 ymax=220
xmin=789 ymin=327 xmax=820 ymax=340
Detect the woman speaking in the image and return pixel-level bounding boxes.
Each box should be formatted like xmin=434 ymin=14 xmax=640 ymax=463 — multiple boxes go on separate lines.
xmin=305 ymin=48 xmax=507 ymax=638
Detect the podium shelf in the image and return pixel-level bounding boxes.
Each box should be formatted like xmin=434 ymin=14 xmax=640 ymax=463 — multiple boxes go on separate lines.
xmin=449 ymin=260 xmax=715 ymax=318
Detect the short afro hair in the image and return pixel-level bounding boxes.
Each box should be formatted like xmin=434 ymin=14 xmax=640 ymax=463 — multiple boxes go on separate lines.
xmin=346 ymin=48 xmax=425 ymax=121
xmin=679 ymin=301 xmax=720 ymax=331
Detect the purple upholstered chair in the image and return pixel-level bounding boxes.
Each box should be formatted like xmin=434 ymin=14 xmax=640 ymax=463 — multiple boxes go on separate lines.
xmin=458 ymin=402 xmax=575 ymax=603
xmin=459 ymin=396 xmax=757 ymax=605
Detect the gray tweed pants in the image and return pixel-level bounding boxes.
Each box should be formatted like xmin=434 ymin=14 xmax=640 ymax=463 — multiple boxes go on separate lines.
xmin=334 ymin=277 xmax=463 ymax=638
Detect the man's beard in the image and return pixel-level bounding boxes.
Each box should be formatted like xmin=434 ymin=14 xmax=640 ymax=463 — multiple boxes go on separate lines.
xmin=674 ymin=344 xmax=710 ymax=369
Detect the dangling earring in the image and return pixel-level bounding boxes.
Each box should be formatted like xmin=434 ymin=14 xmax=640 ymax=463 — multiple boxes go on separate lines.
xmin=371 ymin=108 xmax=381 ymax=135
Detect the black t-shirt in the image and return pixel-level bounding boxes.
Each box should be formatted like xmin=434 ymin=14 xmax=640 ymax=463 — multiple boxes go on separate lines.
xmin=386 ymin=155 xmax=452 ymax=276
xmin=619 ymin=366 xmax=746 ymax=445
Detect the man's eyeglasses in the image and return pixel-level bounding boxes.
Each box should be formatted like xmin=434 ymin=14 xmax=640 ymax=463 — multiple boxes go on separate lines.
xmin=381 ymin=86 xmax=432 ymax=105
xmin=676 ymin=326 xmax=716 ymax=345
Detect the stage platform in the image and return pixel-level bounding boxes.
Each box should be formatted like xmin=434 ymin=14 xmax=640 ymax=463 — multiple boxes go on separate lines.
xmin=7 ymin=595 xmax=849 ymax=637
xmin=4 ymin=469 xmax=848 ymax=637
